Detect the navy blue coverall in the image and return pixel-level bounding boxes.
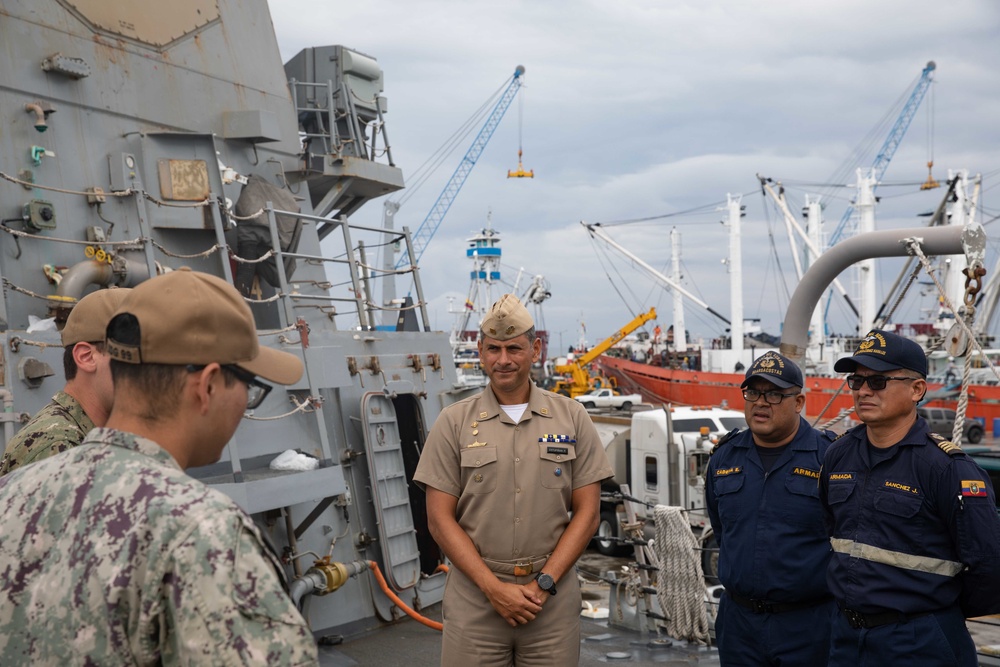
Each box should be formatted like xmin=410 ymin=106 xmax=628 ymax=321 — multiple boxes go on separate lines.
xmin=706 ymin=416 xmax=836 ymax=666
xmin=821 ymin=418 xmax=1000 ymax=666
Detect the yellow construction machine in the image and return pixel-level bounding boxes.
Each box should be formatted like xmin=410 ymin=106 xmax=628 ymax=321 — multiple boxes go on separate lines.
xmin=551 ymin=307 xmax=656 ymax=397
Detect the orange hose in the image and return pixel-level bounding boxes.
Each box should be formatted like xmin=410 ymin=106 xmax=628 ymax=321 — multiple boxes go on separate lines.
xmin=368 ymin=560 xmax=443 ymax=631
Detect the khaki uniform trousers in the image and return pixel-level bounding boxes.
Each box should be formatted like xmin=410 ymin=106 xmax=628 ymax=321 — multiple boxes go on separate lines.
xmin=441 ymin=565 xmax=581 ymax=666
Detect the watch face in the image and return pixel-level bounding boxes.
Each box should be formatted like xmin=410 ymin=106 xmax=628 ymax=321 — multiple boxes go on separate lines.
xmin=538 ymin=573 xmax=553 ymax=589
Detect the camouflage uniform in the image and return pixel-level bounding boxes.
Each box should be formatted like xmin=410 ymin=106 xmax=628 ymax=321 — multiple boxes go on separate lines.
xmin=0 ymin=427 xmax=319 ymax=666
xmin=0 ymin=390 xmax=94 ymax=476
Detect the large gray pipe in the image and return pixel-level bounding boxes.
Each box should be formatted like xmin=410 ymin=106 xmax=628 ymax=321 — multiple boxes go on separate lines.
xmin=56 ymin=256 xmax=154 ymax=301
xmin=780 ymin=225 xmax=972 ymax=366
xmin=288 ymin=570 xmax=328 ymax=609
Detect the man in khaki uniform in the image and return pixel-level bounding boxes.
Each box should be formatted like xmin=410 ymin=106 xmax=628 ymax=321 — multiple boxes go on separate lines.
xmin=0 ymin=288 xmax=130 ymax=475
xmin=415 ymin=294 xmax=613 ymax=666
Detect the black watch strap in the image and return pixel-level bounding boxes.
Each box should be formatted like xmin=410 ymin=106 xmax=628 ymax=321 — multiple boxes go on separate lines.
xmin=535 ymin=571 xmax=557 ymax=596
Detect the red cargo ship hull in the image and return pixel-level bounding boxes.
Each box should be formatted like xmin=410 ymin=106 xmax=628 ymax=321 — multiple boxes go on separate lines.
xmin=596 ymin=355 xmax=1000 ymax=431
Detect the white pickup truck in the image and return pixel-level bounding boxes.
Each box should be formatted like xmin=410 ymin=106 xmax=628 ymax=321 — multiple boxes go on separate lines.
xmin=574 ymin=388 xmax=642 ymax=410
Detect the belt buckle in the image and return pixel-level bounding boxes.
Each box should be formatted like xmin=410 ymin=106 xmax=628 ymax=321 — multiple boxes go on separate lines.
xmin=513 ymin=561 xmax=533 ymax=576
xmin=845 ymin=610 xmax=867 ymax=629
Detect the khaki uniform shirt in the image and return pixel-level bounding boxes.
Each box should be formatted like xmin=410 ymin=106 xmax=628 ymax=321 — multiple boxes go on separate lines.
xmin=0 ymin=390 xmax=94 ymax=475
xmin=0 ymin=427 xmax=318 ymax=666
xmin=414 ymin=383 xmax=612 ymax=562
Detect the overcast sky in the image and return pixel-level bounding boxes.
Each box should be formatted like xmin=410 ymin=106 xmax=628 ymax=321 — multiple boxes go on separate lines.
xmin=268 ymin=0 xmax=1000 ymax=352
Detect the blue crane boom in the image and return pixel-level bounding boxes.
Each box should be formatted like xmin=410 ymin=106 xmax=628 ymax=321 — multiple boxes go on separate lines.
xmin=395 ymin=65 xmax=525 ymax=269
xmin=827 ymin=60 xmax=937 ymax=247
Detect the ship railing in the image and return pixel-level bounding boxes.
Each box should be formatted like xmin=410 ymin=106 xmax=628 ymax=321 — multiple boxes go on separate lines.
xmin=288 ymin=79 xmax=394 ymax=167
xmin=252 ymin=204 xmax=429 ymax=333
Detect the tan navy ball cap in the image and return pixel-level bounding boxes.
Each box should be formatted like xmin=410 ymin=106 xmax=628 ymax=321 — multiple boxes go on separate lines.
xmin=480 ymin=293 xmax=533 ymax=341
xmin=107 ymin=268 xmax=304 ymax=385
xmin=62 ymin=288 xmax=133 ymax=347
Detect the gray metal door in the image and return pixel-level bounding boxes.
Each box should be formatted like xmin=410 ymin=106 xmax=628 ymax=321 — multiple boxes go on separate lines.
xmin=361 ymin=393 xmax=420 ymax=590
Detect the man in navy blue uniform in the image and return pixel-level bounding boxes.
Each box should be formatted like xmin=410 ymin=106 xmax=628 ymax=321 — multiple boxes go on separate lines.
xmin=706 ymin=351 xmax=836 ymax=666
xmin=821 ymin=329 xmax=1000 ymax=666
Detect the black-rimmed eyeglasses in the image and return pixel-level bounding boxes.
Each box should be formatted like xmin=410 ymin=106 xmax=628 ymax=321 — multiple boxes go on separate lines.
xmin=187 ymin=364 xmax=273 ymax=410
xmin=742 ymin=389 xmax=799 ymax=404
xmin=845 ymin=374 xmax=919 ymax=391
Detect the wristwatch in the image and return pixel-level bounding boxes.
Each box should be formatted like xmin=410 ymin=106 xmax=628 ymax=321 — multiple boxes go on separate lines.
xmin=535 ymin=572 xmax=557 ymax=596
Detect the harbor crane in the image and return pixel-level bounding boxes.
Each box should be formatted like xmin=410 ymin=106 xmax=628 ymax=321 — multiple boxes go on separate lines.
xmin=380 ymin=67 xmax=526 ymax=322
xmin=828 ymin=60 xmax=937 ymax=248
xmin=552 ymin=307 xmax=657 ymax=398
xmin=507 ymin=87 xmax=533 ymax=178
xmin=820 ymin=61 xmax=937 ymax=327
xmin=394 ymin=66 xmax=526 ymax=271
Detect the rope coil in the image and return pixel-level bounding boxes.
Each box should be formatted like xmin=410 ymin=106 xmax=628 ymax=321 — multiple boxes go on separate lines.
xmin=652 ymin=505 xmax=711 ymax=644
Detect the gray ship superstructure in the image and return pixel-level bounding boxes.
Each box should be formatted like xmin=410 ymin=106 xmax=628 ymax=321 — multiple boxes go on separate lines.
xmin=0 ymin=0 xmax=467 ymax=638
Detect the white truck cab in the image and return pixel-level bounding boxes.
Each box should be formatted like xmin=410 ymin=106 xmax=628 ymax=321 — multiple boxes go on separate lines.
xmin=596 ymin=405 xmax=746 ymax=559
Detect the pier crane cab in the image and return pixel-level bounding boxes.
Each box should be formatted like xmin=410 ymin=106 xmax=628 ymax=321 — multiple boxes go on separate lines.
xmin=552 ymin=307 xmax=656 ymax=398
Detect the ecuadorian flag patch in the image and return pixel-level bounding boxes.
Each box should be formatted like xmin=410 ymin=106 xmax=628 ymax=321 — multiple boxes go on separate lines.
xmin=962 ymin=480 xmax=987 ymax=497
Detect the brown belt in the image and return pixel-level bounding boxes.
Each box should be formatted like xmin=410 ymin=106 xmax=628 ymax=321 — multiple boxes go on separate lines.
xmin=482 ymin=554 xmax=550 ymax=576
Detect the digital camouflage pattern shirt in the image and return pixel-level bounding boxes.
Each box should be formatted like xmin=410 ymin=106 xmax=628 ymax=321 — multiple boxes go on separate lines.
xmin=0 ymin=427 xmax=319 ymax=666
xmin=0 ymin=390 xmax=94 ymax=476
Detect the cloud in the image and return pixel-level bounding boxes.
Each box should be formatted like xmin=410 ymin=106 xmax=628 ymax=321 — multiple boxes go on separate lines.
xmin=271 ymin=0 xmax=1000 ymax=345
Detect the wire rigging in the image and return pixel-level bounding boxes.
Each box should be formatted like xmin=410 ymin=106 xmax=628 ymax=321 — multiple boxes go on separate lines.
xmin=394 ymin=80 xmax=509 ymax=209
xmin=594 ymin=191 xmax=758 ymax=227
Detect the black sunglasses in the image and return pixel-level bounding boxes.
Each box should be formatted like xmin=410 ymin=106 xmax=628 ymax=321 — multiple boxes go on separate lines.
xmin=187 ymin=364 xmax=273 ymax=410
xmin=845 ymin=374 xmax=919 ymax=391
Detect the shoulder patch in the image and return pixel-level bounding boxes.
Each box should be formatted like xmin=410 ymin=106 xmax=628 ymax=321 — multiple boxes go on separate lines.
xmin=711 ymin=428 xmax=743 ymax=455
xmin=928 ymin=432 xmax=963 ymax=456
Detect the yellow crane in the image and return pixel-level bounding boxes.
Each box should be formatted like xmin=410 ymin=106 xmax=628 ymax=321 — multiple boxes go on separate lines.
xmin=552 ymin=307 xmax=656 ymax=397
